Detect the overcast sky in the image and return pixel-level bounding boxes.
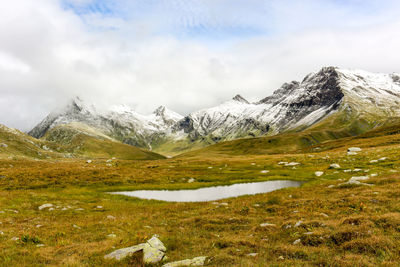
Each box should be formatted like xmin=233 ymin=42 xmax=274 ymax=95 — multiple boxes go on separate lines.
xmin=1 ymin=0 xmax=400 ymax=131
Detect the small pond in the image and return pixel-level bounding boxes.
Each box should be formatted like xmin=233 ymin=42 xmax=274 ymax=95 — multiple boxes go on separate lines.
xmin=110 ymin=180 xmax=303 ymax=202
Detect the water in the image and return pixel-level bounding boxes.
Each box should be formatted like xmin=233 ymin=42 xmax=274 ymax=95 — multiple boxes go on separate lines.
xmin=110 ymin=180 xmax=303 ymax=202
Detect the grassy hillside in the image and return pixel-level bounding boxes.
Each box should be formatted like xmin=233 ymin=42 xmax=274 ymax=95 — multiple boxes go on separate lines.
xmin=0 ymin=128 xmax=400 ymax=265
xmin=0 ymin=124 xmax=58 ymax=159
xmin=43 ymin=123 xmax=165 ymax=160
xmin=178 ymin=111 xmax=400 ymax=159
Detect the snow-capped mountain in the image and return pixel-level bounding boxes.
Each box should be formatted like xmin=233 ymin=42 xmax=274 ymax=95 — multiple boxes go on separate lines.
xmin=29 ymin=67 xmax=400 ymax=153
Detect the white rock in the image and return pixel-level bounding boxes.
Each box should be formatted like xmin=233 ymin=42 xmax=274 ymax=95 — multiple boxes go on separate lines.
xmin=11 ymin=237 xmax=19 ymax=241
xmin=36 ymin=244 xmax=45 ymax=247
xmin=304 ymin=232 xmax=314 ymax=235
xmin=107 ymin=215 xmax=116 ymax=220
xmin=329 ymin=164 xmax=340 ymax=169
xmin=105 ymin=243 xmax=147 ymax=261
xmin=320 ymin=213 xmax=329 ymax=218
xmin=260 ymin=223 xmax=276 ymax=227
xmin=38 ymin=203 xmax=53 ymax=210
xmin=347 ymin=152 xmax=358 ymax=156
xmin=370 ymin=173 xmax=378 ymax=177
xmin=378 ymin=157 xmax=387 ymax=161
xmin=315 ymin=171 xmax=324 ymax=177
xmin=278 ymin=162 xmax=288 ymax=165
xmin=348 ymin=147 xmax=362 ymax=152
xmin=162 ymin=256 xmax=207 ymax=267
xmin=107 ymin=234 xmax=117 ymax=238
xmin=96 ymin=206 xmax=103 ymax=209
xmin=285 ymin=162 xmax=300 ymax=166
xmin=293 ymin=239 xmax=301 ymax=245
xmin=0 ymin=143 xmax=8 ymax=148
xmin=246 ymin=253 xmax=258 ymax=257
xmin=187 ymin=178 xmax=195 ymax=183
xmin=260 ymin=170 xmax=270 ymax=174
xmin=369 ymin=160 xmax=378 ymax=163
xmin=73 ymin=224 xmax=81 ymax=229
xmin=86 ymin=160 xmax=92 ymax=163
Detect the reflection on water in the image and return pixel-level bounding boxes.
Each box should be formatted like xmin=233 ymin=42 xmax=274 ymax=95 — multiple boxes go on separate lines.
xmin=111 ymin=180 xmax=303 ymax=202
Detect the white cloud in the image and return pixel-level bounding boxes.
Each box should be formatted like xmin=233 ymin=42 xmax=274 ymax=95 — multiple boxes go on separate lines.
xmin=0 ymin=0 xmax=400 ymax=131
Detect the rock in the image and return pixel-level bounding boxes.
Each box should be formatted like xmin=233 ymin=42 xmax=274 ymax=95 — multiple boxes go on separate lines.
xmin=36 ymin=244 xmax=45 ymax=247
xmin=107 ymin=234 xmax=116 ymax=238
xmin=187 ymin=178 xmax=195 ymax=183
xmin=105 ymin=243 xmax=147 ymax=260
xmin=0 ymin=143 xmax=8 ymax=148
xmin=0 ymin=231 xmax=4 ymax=235
xmin=147 ymin=235 xmax=166 ymax=252
xmin=347 ymin=151 xmax=358 ymax=156
xmin=378 ymin=157 xmax=387 ymax=161
xmin=143 ymin=245 xmax=165 ymax=264
xmin=343 ymin=169 xmax=352 ymax=173
xmin=304 ymin=232 xmax=314 ymax=235
xmin=246 ymin=253 xmax=258 ymax=257
xmin=348 ymin=147 xmax=362 ymax=152
xmin=329 ymin=164 xmax=340 ymax=169
xmin=207 ymin=167 xmax=213 ymax=169
xmin=107 ymin=215 xmax=116 ymax=220
xmin=294 ymin=221 xmax=303 ymax=228
xmin=38 ymin=203 xmax=53 ymax=210
xmin=278 ymin=256 xmax=284 ymax=260
xmin=162 ymin=256 xmax=207 ymax=267
xmin=106 ymin=159 xmax=112 ymax=163
xmin=278 ymin=162 xmax=288 ymax=165
xmin=86 ymin=160 xmax=92 ymax=163
xmin=369 ymin=160 xmax=378 ymax=163
xmin=260 ymin=170 xmax=269 ymax=174
xmin=293 ymin=239 xmax=301 ymax=245
xmin=11 ymin=237 xmax=19 ymax=241
xmin=96 ymin=206 xmax=103 ymax=209
xmin=73 ymin=224 xmax=81 ymax=229
xmin=370 ymin=173 xmax=378 ymax=177
xmin=353 ymin=169 xmax=362 ymax=172
xmin=260 ymin=223 xmax=276 ymax=227
xmin=315 ymin=171 xmax=324 ymax=177
xmin=251 ymin=163 xmax=256 ymax=165
xmin=320 ymin=213 xmax=329 ymax=218
xmin=285 ymin=162 xmax=300 ymax=166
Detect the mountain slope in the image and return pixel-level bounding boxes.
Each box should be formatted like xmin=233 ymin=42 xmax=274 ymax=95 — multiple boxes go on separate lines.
xmin=44 ymin=123 xmax=165 ymax=160
xmin=29 ymin=67 xmax=400 ymax=154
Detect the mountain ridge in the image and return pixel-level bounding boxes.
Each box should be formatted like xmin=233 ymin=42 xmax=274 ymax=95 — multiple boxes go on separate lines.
xmin=28 ymin=67 xmax=400 ymax=154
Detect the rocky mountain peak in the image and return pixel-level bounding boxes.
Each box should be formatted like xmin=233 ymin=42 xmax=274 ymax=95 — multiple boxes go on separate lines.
xmin=232 ymin=94 xmax=249 ymax=104
xmin=154 ymin=106 xmax=167 ymax=116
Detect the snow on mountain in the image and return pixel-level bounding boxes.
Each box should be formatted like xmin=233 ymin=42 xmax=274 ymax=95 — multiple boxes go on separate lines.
xmin=29 ymin=67 xmax=400 ymax=152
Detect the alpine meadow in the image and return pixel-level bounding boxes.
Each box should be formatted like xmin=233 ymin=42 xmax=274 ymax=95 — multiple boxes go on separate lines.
xmin=1 ymin=1 xmax=400 ymax=266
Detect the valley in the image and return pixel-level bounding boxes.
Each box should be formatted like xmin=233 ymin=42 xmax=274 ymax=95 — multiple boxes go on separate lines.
xmin=1 ymin=122 xmax=400 ymax=266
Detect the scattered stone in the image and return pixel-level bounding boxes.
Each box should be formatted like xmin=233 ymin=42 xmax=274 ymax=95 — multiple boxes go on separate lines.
xmin=329 ymin=164 xmax=340 ymax=169
xmin=106 ymin=159 xmax=112 ymax=163
xmin=0 ymin=143 xmax=8 ymax=148
xmin=304 ymin=232 xmax=314 ymax=235
xmin=11 ymin=237 xmax=19 ymax=241
xmin=353 ymin=169 xmax=362 ymax=172
xmin=343 ymin=169 xmax=352 ymax=173
xmin=36 ymin=244 xmax=45 ymax=247
xmin=75 ymin=208 xmax=84 ymax=211
xmin=36 ymin=225 xmax=42 ymax=228
xmin=0 ymin=231 xmax=4 ymax=235
xmin=207 ymin=167 xmax=213 ymax=169
xmin=86 ymin=160 xmax=92 ymax=163
xmin=105 ymin=243 xmax=147 ymax=261
xmin=315 ymin=171 xmax=324 ymax=177
xmin=253 ymin=204 xmax=260 ymax=207
xmin=162 ymin=256 xmax=207 ymax=267
xmin=38 ymin=203 xmax=53 ymax=210
xmin=260 ymin=223 xmax=276 ymax=227
xmin=348 ymin=147 xmax=362 ymax=152
xmin=278 ymin=256 xmax=284 ymax=260
xmin=285 ymin=162 xmax=300 ymax=166
xmin=294 ymin=221 xmax=303 ymax=228
xmin=107 ymin=234 xmax=117 ymax=238
xmin=211 ymin=202 xmax=228 ymax=206
xmin=293 ymin=239 xmax=301 ymax=245
xmin=347 ymin=152 xmax=358 ymax=156
xmin=369 ymin=160 xmax=378 ymax=163
xmin=260 ymin=170 xmax=269 ymax=174
xmin=378 ymin=157 xmax=387 ymax=161
xmin=327 ymin=185 xmax=335 ymax=188
xmin=278 ymin=162 xmax=288 ymax=165
xmin=251 ymin=163 xmax=256 ymax=165
xmin=48 ymin=208 xmax=54 ymax=211
xmin=107 ymin=215 xmax=116 ymax=220
xmin=73 ymin=224 xmax=81 ymax=229
xmin=246 ymin=253 xmax=258 ymax=257
xmin=96 ymin=206 xmax=103 ymax=209
xmin=187 ymin=178 xmax=195 ymax=183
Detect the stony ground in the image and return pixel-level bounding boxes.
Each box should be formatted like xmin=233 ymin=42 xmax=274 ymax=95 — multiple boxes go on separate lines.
xmin=0 ymin=141 xmax=399 ymax=266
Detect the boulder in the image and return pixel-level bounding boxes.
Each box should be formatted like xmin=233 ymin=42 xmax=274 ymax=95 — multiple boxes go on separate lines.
xmin=315 ymin=171 xmax=324 ymax=177
xmin=162 ymin=256 xmax=207 ymax=267
xmin=104 ymin=243 xmax=147 ymax=260
xmin=329 ymin=164 xmax=340 ymax=169
xmin=348 ymin=147 xmax=362 ymax=152
xmin=38 ymin=203 xmax=53 ymax=210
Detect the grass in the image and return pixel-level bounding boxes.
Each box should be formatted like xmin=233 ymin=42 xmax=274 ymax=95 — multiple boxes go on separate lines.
xmin=1 ymin=124 xmax=400 ymax=266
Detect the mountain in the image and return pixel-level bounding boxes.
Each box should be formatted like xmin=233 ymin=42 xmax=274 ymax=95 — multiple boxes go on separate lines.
xmin=29 ymin=67 xmax=400 ymax=154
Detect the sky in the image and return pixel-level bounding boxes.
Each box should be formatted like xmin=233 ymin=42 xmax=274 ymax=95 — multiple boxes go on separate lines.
xmin=1 ymin=0 xmax=400 ymax=131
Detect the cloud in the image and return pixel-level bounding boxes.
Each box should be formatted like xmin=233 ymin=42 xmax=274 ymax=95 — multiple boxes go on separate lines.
xmin=0 ymin=0 xmax=400 ymax=131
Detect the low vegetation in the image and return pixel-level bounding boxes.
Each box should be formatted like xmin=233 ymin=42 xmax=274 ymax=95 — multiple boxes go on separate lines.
xmin=1 ymin=125 xmax=400 ymax=266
